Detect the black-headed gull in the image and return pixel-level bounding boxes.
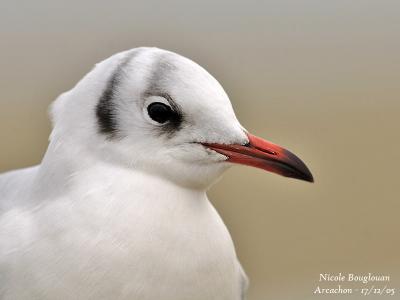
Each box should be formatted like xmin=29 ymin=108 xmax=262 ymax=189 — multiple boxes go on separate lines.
xmin=0 ymin=47 xmax=312 ymax=300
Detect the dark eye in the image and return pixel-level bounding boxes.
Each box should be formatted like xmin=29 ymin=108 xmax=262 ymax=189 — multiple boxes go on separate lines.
xmin=147 ymin=102 xmax=173 ymax=124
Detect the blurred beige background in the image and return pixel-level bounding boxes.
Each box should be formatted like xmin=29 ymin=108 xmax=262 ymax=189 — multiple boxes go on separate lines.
xmin=1 ymin=1 xmax=399 ymax=299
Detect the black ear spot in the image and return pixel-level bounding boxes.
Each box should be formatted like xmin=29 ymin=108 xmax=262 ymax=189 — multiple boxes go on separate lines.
xmin=96 ymin=74 xmax=119 ymax=137
xmin=96 ymin=50 xmax=142 ymax=138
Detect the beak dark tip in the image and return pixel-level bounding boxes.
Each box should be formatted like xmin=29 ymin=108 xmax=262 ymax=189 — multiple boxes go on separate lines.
xmin=291 ymin=167 xmax=314 ymax=183
xmin=303 ymin=172 xmax=314 ymax=183
xmin=281 ymin=149 xmax=314 ymax=183
xmin=298 ymin=163 xmax=314 ymax=183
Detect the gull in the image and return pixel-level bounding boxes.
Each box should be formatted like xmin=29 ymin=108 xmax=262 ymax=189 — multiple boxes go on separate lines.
xmin=0 ymin=47 xmax=313 ymax=300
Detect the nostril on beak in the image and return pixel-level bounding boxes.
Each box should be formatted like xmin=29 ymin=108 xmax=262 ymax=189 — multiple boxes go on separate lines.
xmin=242 ymin=141 xmax=277 ymax=155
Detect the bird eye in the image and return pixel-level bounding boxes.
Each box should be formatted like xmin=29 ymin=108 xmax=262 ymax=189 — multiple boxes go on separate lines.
xmin=147 ymin=102 xmax=173 ymax=124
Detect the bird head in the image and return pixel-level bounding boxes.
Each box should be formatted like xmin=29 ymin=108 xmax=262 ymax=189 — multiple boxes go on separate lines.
xmin=49 ymin=47 xmax=313 ymax=189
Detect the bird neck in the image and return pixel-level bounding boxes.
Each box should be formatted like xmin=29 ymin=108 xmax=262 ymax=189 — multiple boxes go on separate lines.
xmin=36 ymin=138 xmax=208 ymax=203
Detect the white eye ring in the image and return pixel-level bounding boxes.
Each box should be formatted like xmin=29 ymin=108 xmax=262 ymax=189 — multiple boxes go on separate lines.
xmin=143 ymin=96 xmax=172 ymax=126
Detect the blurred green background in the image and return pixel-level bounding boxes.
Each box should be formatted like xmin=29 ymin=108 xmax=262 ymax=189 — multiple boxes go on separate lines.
xmin=0 ymin=1 xmax=399 ymax=299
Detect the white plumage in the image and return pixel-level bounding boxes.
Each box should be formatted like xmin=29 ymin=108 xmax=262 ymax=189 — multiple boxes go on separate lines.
xmin=0 ymin=48 xmax=249 ymax=300
xmin=0 ymin=47 xmax=312 ymax=300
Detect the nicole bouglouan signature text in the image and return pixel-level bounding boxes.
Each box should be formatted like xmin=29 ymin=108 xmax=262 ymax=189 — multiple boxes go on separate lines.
xmin=313 ymin=273 xmax=396 ymax=296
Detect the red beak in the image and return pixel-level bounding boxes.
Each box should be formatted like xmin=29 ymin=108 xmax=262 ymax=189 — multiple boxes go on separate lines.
xmin=203 ymin=133 xmax=313 ymax=182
